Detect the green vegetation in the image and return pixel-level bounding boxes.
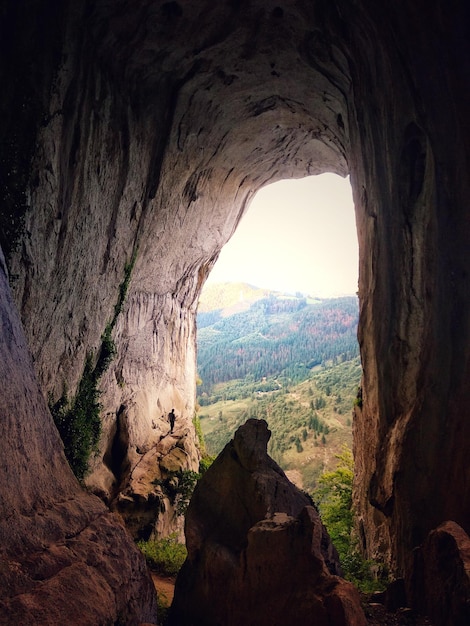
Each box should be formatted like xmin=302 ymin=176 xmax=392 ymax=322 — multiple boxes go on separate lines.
xmin=137 ymin=534 xmax=187 ymax=576
xmin=112 ymin=251 xmax=137 ymax=324
xmin=193 ymin=413 xmax=215 ymax=474
xmin=49 ymin=353 xmax=102 ymax=481
xmin=154 ymin=459 xmax=214 ymax=517
xmin=197 ymin=289 xmax=358 ymax=394
xmin=137 ymin=533 xmax=188 ymax=624
xmin=198 ymin=357 xmax=361 ymax=491
xmin=174 ymin=470 xmax=200 ymax=516
xmin=314 ymin=448 xmax=386 ymax=592
xmin=196 ymin=285 xmax=361 ymax=490
xmin=49 ymin=252 xmax=136 ymax=480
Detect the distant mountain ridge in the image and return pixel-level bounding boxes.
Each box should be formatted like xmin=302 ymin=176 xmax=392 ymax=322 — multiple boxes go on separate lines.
xmin=197 ymin=282 xmax=359 ymax=393
xmin=198 ymin=282 xmax=288 ymax=315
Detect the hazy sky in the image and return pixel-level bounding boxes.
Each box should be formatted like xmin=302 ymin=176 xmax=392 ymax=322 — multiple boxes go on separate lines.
xmin=206 ymin=173 xmax=359 ymax=298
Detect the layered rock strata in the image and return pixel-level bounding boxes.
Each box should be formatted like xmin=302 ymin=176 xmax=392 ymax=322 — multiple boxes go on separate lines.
xmin=170 ymin=419 xmax=366 ymax=626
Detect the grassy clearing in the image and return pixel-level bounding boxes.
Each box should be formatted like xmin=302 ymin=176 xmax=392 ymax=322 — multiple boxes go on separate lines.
xmin=198 ymin=358 xmax=361 ymax=492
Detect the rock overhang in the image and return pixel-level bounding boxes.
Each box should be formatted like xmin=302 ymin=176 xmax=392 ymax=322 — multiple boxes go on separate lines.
xmin=1 ymin=1 xmax=469 ymax=623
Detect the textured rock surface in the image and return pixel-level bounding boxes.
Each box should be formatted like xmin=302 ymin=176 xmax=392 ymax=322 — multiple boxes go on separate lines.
xmin=112 ymin=426 xmax=196 ymax=541
xmin=411 ymin=521 xmax=470 ymax=626
xmin=170 ymin=419 xmax=366 ymax=626
xmin=1 ymin=0 xmax=469 ymax=621
xmin=0 ymin=251 xmax=157 ymax=624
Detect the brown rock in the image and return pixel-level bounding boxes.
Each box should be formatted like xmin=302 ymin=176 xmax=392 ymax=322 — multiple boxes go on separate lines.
xmin=0 ymin=253 xmax=157 ymax=624
xmin=170 ymin=419 xmax=365 ymax=625
xmin=411 ymin=521 xmax=470 ymax=626
xmin=0 ymin=0 xmax=469 ymax=618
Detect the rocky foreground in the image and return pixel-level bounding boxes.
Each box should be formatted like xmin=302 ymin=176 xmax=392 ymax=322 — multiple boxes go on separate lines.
xmin=170 ymin=419 xmax=366 ymax=626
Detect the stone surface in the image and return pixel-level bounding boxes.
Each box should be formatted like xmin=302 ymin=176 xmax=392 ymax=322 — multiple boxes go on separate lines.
xmin=0 ymin=250 xmax=157 ymax=624
xmin=112 ymin=425 xmax=195 ymax=541
xmin=411 ymin=521 xmax=470 ymax=626
xmin=0 ymin=0 xmax=469 ymax=622
xmin=170 ymin=419 xmax=365 ymax=625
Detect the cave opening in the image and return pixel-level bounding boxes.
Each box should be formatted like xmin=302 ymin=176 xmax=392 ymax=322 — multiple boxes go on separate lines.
xmin=1 ymin=1 xmax=469 ymax=623
xmin=196 ymin=172 xmax=360 ymax=477
xmin=205 ymin=173 xmax=358 ymax=298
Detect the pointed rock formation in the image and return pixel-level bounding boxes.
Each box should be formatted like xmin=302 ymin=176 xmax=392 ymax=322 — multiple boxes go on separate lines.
xmin=170 ymin=419 xmax=366 ymax=626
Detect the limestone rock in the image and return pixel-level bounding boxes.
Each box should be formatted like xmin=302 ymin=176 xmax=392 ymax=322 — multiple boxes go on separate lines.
xmin=411 ymin=521 xmax=470 ymax=626
xmin=1 ymin=1 xmax=469 ymax=620
xmin=0 ymin=251 xmax=157 ymax=624
xmin=170 ymin=419 xmax=365 ymax=625
xmin=112 ymin=429 xmax=195 ymax=541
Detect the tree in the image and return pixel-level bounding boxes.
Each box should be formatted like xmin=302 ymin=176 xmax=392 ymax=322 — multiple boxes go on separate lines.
xmin=313 ymin=448 xmax=386 ymax=591
xmin=314 ymin=447 xmax=354 ymax=556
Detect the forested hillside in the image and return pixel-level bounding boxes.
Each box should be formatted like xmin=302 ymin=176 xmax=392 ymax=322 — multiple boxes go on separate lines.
xmin=197 ymin=285 xmax=359 ymax=395
xmin=198 ymin=357 xmax=362 ymax=491
xmin=196 ymin=284 xmax=361 ymax=490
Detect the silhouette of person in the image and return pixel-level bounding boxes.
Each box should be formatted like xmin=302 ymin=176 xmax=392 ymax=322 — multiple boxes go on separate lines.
xmin=168 ymin=408 xmax=176 ymax=433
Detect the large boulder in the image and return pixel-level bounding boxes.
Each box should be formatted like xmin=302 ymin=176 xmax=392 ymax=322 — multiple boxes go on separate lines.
xmin=170 ymin=419 xmax=366 ymax=626
xmin=411 ymin=521 xmax=470 ymax=626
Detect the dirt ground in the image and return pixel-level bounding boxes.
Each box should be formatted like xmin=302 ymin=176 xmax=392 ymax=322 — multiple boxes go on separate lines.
xmin=151 ymin=573 xmax=175 ymax=606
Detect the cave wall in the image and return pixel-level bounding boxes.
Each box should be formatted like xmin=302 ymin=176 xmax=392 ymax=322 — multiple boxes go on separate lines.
xmin=0 ymin=245 xmax=157 ymax=622
xmin=346 ymin=0 xmax=470 ymax=578
xmin=6 ymin=0 xmax=349 ymax=517
xmin=1 ymin=0 xmax=469 ymax=620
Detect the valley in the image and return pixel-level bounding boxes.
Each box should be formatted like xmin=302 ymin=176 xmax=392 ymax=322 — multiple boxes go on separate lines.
xmin=196 ymin=283 xmax=361 ymax=492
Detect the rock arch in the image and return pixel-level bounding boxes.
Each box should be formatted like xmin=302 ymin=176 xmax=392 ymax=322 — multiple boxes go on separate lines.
xmin=1 ymin=0 xmax=469 ymax=622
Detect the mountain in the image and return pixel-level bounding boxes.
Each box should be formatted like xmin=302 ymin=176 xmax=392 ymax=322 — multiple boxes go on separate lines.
xmin=197 ymin=282 xmax=276 ymax=315
xmin=196 ymin=283 xmax=361 ymax=490
xmin=197 ymin=283 xmax=359 ymax=395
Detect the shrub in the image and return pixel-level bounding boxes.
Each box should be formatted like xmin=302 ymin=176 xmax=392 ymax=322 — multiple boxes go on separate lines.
xmin=50 ymin=353 xmax=102 ymax=480
xmin=137 ymin=534 xmax=187 ymax=576
xmin=192 ymin=414 xmax=205 ymax=452
xmin=153 ymin=469 xmax=199 ymax=516
xmin=314 ymin=447 xmax=386 ymax=592
xmin=174 ymin=470 xmax=200 ymax=516
xmin=199 ymin=455 xmax=214 ymax=474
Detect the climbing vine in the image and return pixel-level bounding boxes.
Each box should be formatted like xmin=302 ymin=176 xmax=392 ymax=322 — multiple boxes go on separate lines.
xmin=50 ymin=251 xmax=137 ymax=480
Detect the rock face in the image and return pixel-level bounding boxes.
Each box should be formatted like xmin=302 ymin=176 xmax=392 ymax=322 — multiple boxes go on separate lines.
xmin=0 ymin=251 xmax=157 ymax=624
xmin=411 ymin=521 xmax=470 ymax=626
xmin=170 ymin=419 xmax=366 ymax=626
xmin=1 ymin=0 xmax=469 ymax=622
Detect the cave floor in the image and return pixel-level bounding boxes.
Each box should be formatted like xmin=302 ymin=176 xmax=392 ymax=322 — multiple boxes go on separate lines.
xmin=363 ymin=597 xmax=434 ymax=626
xmin=151 ymin=573 xmax=434 ymax=625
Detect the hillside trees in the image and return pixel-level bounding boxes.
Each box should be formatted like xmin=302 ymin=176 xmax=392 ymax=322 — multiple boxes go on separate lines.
xmin=197 ymin=296 xmax=359 ymax=393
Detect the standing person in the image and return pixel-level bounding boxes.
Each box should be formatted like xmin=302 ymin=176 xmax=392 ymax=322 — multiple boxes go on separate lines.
xmin=168 ymin=408 xmax=176 ymax=433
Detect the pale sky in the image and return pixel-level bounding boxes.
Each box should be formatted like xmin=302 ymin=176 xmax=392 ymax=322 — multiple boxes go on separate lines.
xmin=206 ymin=173 xmax=359 ymax=298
